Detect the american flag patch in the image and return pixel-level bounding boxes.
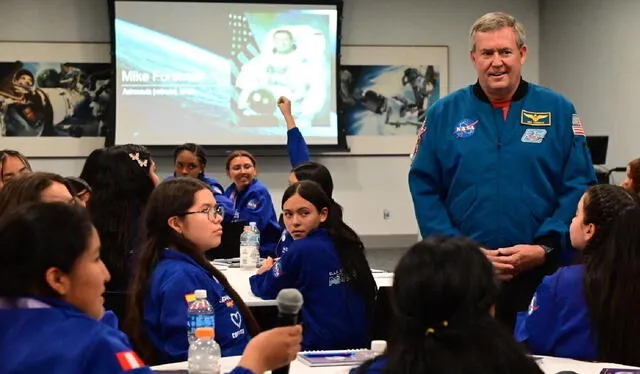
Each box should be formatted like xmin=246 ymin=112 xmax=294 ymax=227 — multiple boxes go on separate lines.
xmin=572 ymin=114 xmax=586 ymax=136
xmin=115 ymin=351 xmax=145 ymax=371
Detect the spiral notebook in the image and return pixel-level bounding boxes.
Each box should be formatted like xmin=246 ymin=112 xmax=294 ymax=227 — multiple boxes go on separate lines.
xmin=297 ymin=349 xmax=376 ymax=367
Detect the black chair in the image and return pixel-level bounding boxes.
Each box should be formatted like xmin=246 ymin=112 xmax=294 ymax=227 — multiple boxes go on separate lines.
xmin=205 ymin=221 xmax=246 ymax=260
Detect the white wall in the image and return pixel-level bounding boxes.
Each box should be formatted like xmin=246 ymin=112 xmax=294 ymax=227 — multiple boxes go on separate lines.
xmin=540 ymin=0 xmax=638 ymax=171
xmin=0 ymin=0 xmax=539 ymax=239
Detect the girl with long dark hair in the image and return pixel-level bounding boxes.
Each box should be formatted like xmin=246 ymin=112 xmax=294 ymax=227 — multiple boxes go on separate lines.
xmin=125 ymin=177 xmax=260 ymax=364
xmin=516 ymin=184 xmax=640 ymax=364
xmin=250 ymin=180 xmax=376 ymax=350
xmin=356 ymin=237 xmax=543 ymax=374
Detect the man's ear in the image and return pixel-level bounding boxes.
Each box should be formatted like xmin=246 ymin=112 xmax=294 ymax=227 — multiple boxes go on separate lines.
xmin=45 ymin=267 xmax=71 ymax=296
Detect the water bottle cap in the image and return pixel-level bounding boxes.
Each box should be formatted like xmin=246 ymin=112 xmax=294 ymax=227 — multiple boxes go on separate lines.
xmin=249 ymin=222 xmax=257 ymax=227
xmin=370 ymin=340 xmax=387 ymax=353
xmin=195 ymin=327 xmax=215 ymax=339
xmin=194 ymin=289 xmax=207 ymax=299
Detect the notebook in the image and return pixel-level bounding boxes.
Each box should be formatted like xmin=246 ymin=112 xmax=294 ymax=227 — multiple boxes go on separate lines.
xmin=297 ymin=349 xmax=377 ymax=367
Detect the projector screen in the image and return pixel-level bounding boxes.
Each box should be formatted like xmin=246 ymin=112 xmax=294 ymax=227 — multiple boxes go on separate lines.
xmin=111 ymin=1 xmax=340 ymax=147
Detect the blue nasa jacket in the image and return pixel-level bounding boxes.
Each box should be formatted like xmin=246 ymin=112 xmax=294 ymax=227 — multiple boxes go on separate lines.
xmin=409 ymin=80 xmax=596 ymax=251
xmin=274 ymin=127 xmax=311 ymax=258
xmin=0 ymin=297 xmax=152 ymax=374
xmin=249 ymin=228 xmax=370 ymax=350
xmin=287 ymin=127 xmax=311 ymax=167
xmin=515 ymin=265 xmax=597 ymax=360
xmin=225 ymin=179 xmax=281 ymax=257
xmin=166 ymin=174 xmax=235 ymax=222
xmin=144 ymin=249 xmax=251 ymax=363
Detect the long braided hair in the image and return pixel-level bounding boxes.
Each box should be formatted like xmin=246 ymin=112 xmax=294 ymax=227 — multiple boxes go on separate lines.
xmin=581 ymin=184 xmax=640 ymax=365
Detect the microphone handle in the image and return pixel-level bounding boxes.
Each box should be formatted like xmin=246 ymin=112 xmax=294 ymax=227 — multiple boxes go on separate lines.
xmin=272 ymin=312 xmax=300 ymax=374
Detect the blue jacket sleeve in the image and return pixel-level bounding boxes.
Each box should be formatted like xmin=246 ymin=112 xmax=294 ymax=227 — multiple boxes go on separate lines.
xmin=249 ymin=249 xmax=302 ymax=299
xmin=287 ymin=127 xmax=311 ymax=167
xmin=155 ymin=271 xmax=205 ymax=362
xmin=89 ymin=331 xmax=153 ymax=373
xmin=535 ymin=109 xmax=596 ymax=246
xmin=408 ymin=113 xmax=462 ymax=238
xmin=227 ymin=367 xmax=255 ymax=374
xmin=514 ymin=273 xmax=559 ymax=355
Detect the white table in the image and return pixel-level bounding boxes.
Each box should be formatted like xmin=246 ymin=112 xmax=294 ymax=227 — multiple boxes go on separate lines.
xmin=218 ymin=266 xmax=394 ymax=307
xmin=152 ymin=355 xmax=640 ymax=373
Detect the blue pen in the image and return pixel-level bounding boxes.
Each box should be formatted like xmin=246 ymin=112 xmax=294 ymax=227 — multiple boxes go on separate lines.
xmin=304 ymin=352 xmax=355 ymax=358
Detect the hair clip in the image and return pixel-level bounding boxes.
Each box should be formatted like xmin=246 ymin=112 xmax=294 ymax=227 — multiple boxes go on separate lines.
xmin=128 ymin=152 xmax=148 ymax=168
xmin=425 ymin=320 xmax=449 ymax=335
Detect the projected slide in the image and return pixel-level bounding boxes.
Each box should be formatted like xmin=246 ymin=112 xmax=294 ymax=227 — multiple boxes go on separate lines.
xmin=113 ymin=1 xmax=339 ymax=146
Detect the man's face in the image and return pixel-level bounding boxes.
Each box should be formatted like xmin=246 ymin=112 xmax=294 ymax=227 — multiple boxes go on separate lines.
xmin=470 ymin=27 xmax=527 ymax=99
xmin=273 ymin=31 xmax=294 ymax=54
xmin=15 ymin=74 xmax=33 ymax=88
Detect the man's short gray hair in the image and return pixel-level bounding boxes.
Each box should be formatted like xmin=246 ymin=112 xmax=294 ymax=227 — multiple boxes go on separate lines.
xmin=469 ymin=12 xmax=526 ymax=51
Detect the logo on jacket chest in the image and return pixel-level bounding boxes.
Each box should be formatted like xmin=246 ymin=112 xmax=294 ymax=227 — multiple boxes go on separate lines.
xmin=521 ymin=128 xmax=547 ymax=143
xmin=521 ymin=110 xmax=551 ymax=126
xmin=453 ymin=119 xmax=478 ymax=138
xmin=247 ymin=199 xmax=259 ymax=210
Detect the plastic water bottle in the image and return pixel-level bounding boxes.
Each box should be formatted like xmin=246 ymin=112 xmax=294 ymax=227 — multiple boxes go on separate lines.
xmin=240 ymin=225 xmax=260 ymax=269
xmin=250 ymin=222 xmax=261 ymax=268
xmin=187 ymin=289 xmax=215 ymax=344
xmin=188 ymin=327 xmax=221 ymax=374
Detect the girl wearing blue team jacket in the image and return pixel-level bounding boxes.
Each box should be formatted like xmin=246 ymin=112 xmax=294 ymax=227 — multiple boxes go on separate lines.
xmin=516 ymin=185 xmax=640 ymax=365
xmin=0 ymin=201 xmax=300 ymax=374
xmin=125 ymin=177 xmax=261 ymax=364
xmin=250 ymin=180 xmax=377 ymax=350
xmin=0 ymin=202 xmax=154 ymax=374
xmin=275 ymin=96 xmax=344 ymax=258
xmin=224 ymin=150 xmax=281 ymax=257
xmin=167 ymin=143 xmax=235 ymax=222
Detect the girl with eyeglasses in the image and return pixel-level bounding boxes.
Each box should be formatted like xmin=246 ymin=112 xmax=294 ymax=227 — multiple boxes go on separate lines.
xmin=0 ymin=202 xmax=303 ymax=374
xmin=125 ymin=177 xmax=260 ymax=365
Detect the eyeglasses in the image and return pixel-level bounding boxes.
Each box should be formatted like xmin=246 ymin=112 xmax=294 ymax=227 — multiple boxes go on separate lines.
xmin=179 ymin=204 xmax=225 ymax=222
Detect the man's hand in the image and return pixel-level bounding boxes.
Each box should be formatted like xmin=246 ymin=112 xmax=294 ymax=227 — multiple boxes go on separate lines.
xmin=495 ymin=245 xmax=546 ymax=276
xmin=481 ymin=248 xmax=516 ymax=281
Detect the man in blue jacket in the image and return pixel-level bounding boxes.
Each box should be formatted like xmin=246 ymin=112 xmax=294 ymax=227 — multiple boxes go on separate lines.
xmin=408 ymin=11 xmax=596 ymax=330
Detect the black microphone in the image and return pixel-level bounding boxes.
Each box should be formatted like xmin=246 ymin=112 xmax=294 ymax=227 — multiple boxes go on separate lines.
xmin=272 ymin=288 xmax=304 ymax=374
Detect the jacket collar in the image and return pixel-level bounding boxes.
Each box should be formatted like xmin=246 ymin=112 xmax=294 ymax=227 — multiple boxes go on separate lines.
xmin=473 ymin=78 xmax=528 ymax=103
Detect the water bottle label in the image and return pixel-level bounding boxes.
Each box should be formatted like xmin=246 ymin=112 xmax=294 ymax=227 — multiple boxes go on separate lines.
xmin=189 ymin=314 xmax=215 ymax=332
xmin=240 ymin=245 xmax=257 ymax=267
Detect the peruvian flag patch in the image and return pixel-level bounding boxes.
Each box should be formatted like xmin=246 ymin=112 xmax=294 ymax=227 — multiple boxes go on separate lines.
xmin=115 ymin=351 xmax=145 ymax=371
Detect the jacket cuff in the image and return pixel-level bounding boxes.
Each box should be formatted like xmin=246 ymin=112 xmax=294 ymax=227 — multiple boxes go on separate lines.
xmin=533 ymin=233 xmax=561 ymax=250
